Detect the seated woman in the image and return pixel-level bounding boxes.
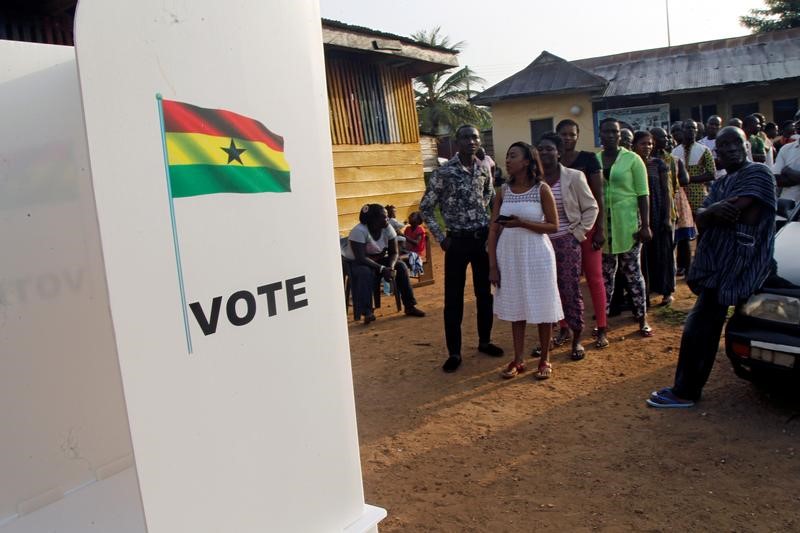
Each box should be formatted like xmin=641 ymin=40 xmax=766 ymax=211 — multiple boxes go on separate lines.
xmin=342 ymin=204 xmax=426 ymax=323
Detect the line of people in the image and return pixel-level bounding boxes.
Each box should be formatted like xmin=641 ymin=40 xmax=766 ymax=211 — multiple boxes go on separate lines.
xmin=420 ymin=121 xmax=665 ymax=379
xmin=419 ymin=113 xmax=786 ymax=387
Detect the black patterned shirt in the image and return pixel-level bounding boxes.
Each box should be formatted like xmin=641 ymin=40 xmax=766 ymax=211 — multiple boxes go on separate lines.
xmin=419 ymin=154 xmax=494 ymax=243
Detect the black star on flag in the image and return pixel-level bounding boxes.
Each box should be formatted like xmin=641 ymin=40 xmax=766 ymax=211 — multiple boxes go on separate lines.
xmin=221 ymin=138 xmax=247 ymax=165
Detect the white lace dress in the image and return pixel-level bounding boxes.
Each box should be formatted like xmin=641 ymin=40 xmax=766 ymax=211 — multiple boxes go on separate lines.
xmin=494 ymin=183 xmax=564 ymax=323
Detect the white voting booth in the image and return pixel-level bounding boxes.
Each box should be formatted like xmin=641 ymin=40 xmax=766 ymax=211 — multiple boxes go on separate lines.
xmin=0 ymin=1 xmax=385 ymax=532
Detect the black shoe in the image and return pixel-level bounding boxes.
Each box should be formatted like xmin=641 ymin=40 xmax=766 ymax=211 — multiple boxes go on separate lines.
xmin=404 ymin=306 xmax=426 ymax=317
xmin=478 ymin=343 xmax=504 ymax=357
xmin=442 ymin=355 xmax=462 ymax=373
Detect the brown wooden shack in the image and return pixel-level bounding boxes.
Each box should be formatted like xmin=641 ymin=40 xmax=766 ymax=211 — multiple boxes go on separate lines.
xmin=321 ymin=20 xmax=458 ymax=233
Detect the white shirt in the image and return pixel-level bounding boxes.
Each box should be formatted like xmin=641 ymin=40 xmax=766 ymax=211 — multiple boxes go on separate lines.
xmin=773 ymin=140 xmax=800 ymax=203
xmin=342 ymin=223 xmax=397 ymax=260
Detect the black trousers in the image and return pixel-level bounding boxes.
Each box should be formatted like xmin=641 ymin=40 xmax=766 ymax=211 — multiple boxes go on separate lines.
xmin=443 ymin=235 xmax=494 ymax=356
xmin=676 ymin=238 xmax=692 ymax=273
xmin=672 ymin=288 xmax=730 ymax=401
xmin=349 ymin=259 xmax=416 ymax=319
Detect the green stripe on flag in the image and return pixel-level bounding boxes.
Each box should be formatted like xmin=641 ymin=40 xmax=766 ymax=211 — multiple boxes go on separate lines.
xmin=168 ymin=164 xmax=291 ymax=198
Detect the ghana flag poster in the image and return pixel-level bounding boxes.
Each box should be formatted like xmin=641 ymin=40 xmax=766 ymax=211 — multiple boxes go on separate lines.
xmin=156 ymin=96 xmax=292 ymax=353
xmin=159 ymin=97 xmax=291 ymax=197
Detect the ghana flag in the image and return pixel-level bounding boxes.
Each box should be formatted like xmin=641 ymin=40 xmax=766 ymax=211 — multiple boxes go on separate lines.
xmin=161 ymin=99 xmax=291 ymax=197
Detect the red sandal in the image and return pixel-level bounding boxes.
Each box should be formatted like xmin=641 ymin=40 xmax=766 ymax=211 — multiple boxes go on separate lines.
xmin=501 ymin=360 xmax=526 ymax=379
xmin=535 ymin=361 xmax=553 ymax=380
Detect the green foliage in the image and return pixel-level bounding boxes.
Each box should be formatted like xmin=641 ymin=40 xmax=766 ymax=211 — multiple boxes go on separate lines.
xmin=411 ymin=27 xmax=492 ymax=136
xmin=741 ymin=0 xmax=800 ymax=32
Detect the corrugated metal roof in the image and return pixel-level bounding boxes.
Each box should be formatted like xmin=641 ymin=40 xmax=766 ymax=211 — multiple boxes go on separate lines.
xmin=471 ymin=51 xmax=607 ymax=105
xmin=474 ymin=28 xmax=800 ymax=104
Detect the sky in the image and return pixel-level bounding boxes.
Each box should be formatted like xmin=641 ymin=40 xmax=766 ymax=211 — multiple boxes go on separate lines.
xmin=319 ymin=0 xmax=765 ymax=90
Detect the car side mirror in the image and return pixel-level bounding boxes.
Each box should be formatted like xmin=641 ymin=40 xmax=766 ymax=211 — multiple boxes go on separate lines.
xmin=777 ymin=198 xmax=796 ymax=219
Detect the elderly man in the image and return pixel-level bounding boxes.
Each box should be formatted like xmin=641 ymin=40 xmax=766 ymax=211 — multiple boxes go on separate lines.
xmin=648 ymin=127 xmax=776 ymax=408
xmin=420 ymin=124 xmax=503 ymax=373
xmin=620 ymin=128 xmax=634 ymax=150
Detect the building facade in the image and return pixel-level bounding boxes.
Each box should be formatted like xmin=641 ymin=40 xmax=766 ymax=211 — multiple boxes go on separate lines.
xmin=475 ymin=29 xmax=800 ymax=154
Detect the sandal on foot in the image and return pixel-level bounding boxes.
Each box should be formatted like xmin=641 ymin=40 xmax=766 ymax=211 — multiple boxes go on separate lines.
xmin=501 ymin=360 xmax=526 ymax=379
xmin=571 ymin=345 xmax=586 ymax=361
xmin=535 ymin=361 xmax=552 ymax=380
xmin=594 ymin=336 xmax=610 ymax=348
xmin=553 ymin=329 xmax=570 ymax=346
xmin=659 ymin=295 xmax=674 ymax=307
xmin=640 ymin=324 xmax=654 ymax=337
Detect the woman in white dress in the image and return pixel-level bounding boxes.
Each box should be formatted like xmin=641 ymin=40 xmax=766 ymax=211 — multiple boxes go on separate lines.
xmin=488 ymin=142 xmax=564 ymax=380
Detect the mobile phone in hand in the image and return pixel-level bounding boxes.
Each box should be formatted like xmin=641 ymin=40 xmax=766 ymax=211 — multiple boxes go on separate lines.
xmin=495 ymin=215 xmax=512 ymax=223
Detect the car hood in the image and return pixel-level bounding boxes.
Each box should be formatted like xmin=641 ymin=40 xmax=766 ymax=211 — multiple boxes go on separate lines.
xmin=763 ymin=221 xmax=800 ymax=293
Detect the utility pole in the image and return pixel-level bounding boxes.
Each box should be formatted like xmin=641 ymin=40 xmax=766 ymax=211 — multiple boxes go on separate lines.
xmin=666 ymin=0 xmax=672 ymax=47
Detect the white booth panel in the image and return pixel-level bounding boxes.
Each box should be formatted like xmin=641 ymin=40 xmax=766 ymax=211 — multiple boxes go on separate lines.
xmin=74 ymin=1 xmax=382 ymax=531
xmin=0 ymin=40 xmax=141 ymax=529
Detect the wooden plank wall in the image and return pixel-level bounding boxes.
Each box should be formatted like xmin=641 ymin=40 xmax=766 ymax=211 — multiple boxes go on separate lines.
xmin=326 ymin=51 xmax=426 ymax=234
xmin=334 ymin=143 xmax=425 ymax=233
xmin=326 ymin=54 xmax=420 ymax=146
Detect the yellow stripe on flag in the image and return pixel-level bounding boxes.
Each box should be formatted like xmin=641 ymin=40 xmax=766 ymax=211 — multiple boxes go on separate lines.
xmin=165 ymin=132 xmax=290 ymax=171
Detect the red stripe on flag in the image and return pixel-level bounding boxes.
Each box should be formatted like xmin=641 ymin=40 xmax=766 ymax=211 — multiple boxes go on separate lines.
xmin=162 ymin=99 xmax=284 ymax=151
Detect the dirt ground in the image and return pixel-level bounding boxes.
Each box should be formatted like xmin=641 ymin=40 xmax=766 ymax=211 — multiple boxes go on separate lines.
xmin=346 ymin=246 xmax=800 ymax=532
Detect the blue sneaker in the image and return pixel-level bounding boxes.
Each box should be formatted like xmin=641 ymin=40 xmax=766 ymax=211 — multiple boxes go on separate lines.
xmin=646 ymin=388 xmax=694 ymax=409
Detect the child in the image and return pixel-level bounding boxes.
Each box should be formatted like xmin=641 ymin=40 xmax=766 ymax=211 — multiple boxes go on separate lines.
xmin=403 ymin=211 xmax=426 ymax=260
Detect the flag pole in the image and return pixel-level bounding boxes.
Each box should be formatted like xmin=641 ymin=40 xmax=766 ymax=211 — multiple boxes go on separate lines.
xmin=156 ymin=93 xmax=194 ymax=354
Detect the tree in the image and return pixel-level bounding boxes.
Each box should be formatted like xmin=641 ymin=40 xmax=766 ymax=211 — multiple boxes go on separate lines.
xmin=740 ymin=0 xmax=800 ymax=32
xmin=411 ymin=27 xmax=491 ymax=136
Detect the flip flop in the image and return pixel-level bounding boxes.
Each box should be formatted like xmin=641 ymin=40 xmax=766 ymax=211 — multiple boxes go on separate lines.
xmin=646 ymin=389 xmax=694 ymax=408
xmin=553 ymin=329 xmax=570 ymax=346
xmin=640 ymin=324 xmax=654 ymax=337
xmin=571 ymin=345 xmax=586 ymax=361
xmin=595 ymin=336 xmax=609 ymax=349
